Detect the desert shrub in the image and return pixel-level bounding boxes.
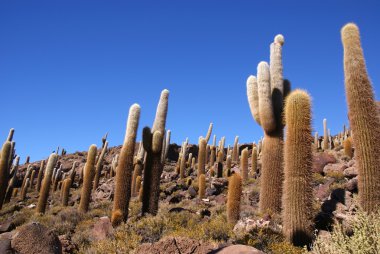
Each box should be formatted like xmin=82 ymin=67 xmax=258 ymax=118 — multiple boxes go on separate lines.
xmin=268 ymin=242 xmax=307 ymax=254
xmin=235 ymin=227 xmax=284 ymax=252
xmin=312 ymin=173 xmax=325 ymax=185
xmin=313 ymin=210 xmax=380 ymax=253
xmin=326 ymin=171 xmax=345 ymax=181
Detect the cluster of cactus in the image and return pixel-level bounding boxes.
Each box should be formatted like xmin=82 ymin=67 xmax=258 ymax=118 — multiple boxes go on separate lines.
xmin=246 ymin=34 xmax=289 ymax=214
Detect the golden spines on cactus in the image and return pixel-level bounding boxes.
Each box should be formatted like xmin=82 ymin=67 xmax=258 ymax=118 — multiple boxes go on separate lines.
xmin=240 ymin=148 xmax=248 ymax=181
xmin=198 ymin=138 xmax=206 ymax=176
xmin=0 ymin=142 xmax=12 ymax=210
xmin=36 ymin=153 xmax=58 ymax=214
xmin=341 ymin=23 xmax=380 ymax=212
xmin=344 ymin=137 xmax=353 ymax=159
xmin=112 ymin=104 xmax=140 ymax=226
xmin=246 ymin=34 xmax=288 ymax=214
xmin=198 ymin=174 xmax=206 ymax=199
xmin=282 ymin=89 xmax=313 ymax=247
xmin=227 ymin=173 xmax=242 ymax=224
xmin=79 ymin=144 xmax=97 ymax=213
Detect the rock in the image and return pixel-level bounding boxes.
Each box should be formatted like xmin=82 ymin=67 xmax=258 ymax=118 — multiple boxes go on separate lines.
xmin=206 ymin=187 xmax=217 ymax=196
xmin=135 ymin=237 xmax=215 ymax=254
xmin=314 ymin=180 xmax=333 ymax=201
xmin=323 ymin=163 xmax=348 ymax=175
xmin=346 ymin=177 xmax=358 ymax=192
xmin=168 ymin=194 xmax=183 ymax=204
xmin=92 ymin=178 xmax=115 ymax=202
xmin=347 ymin=159 xmax=355 ymax=167
xmin=343 ymin=167 xmax=358 ymax=178
xmin=211 ymin=178 xmax=228 ymax=195
xmin=213 ymin=244 xmax=265 ymax=254
xmin=0 ymin=232 xmax=13 ymax=254
xmin=0 ymin=220 xmax=15 ymax=233
xmin=214 ymin=195 xmax=226 ymax=205
xmin=91 ymin=216 xmax=114 ymax=241
xmin=313 ymin=152 xmax=337 ymax=174
xmin=11 ymin=222 xmax=62 ymax=254
xmin=188 ymin=186 xmax=197 ymax=198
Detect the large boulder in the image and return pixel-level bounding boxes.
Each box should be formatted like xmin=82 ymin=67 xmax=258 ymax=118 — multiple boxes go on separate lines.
xmin=313 ymin=152 xmax=336 ymax=174
xmin=136 ymin=237 xmax=215 ymax=254
xmin=0 ymin=232 xmax=13 ymax=254
xmin=213 ymin=244 xmax=265 ymax=254
xmin=91 ymin=216 xmax=114 ymax=241
xmin=11 ymin=222 xmax=62 ymax=254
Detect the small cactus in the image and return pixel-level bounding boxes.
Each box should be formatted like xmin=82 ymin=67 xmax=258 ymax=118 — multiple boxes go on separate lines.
xmin=36 ymin=153 xmax=58 ymax=214
xmin=20 ymin=178 xmax=30 ymax=200
xmin=227 ymin=173 xmax=242 ymax=224
xmin=232 ymin=136 xmax=239 ymax=163
xmin=217 ymin=150 xmax=223 ymax=178
xmin=111 ymin=104 xmax=140 ymax=226
xmin=36 ymin=160 xmax=45 ymax=192
xmin=282 ymin=89 xmax=313 ymax=247
xmin=93 ymin=141 xmax=109 ymax=190
xmin=343 ymin=137 xmax=353 ymax=159
xmin=79 ymin=144 xmax=97 ymax=213
xmin=341 ymin=23 xmax=380 ymax=212
xmin=323 ymin=119 xmax=329 ymax=150
xmin=62 ymin=178 xmax=72 ymax=206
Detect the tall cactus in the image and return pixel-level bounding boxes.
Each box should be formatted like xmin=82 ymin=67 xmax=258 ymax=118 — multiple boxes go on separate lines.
xmin=240 ymin=148 xmax=248 ymax=181
xmin=36 ymin=153 xmax=58 ymax=214
xmin=93 ymin=141 xmax=108 ymax=190
xmin=131 ymin=144 xmax=145 ymax=197
xmin=341 ymin=23 xmax=380 ymax=212
xmin=205 ymin=123 xmax=213 ymax=143
xmin=322 ymin=119 xmax=329 ymax=150
xmin=142 ymin=89 xmax=169 ymax=216
xmin=227 ymin=172 xmax=242 ymax=224
xmin=246 ymin=35 xmax=288 ymax=213
xmin=0 ymin=142 xmax=12 ymax=209
xmin=251 ymin=147 xmax=257 ymax=176
xmin=111 ymin=104 xmax=140 ymax=226
xmin=199 ymin=174 xmax=206 ymax=199
xmin=232 ymin=136 xmax=239 ymax=163
xmin=282 ymin=90 xmax=313 ymax=247
xmin=79 ymin=144 xmax=97 ymax=213
xmin=36 ymin=160 xmax=45 ymax=191
xmin=62 ymin=178 xmax=72 ymax=206
xmin=198 ymin=138 xmax=206 ymax=176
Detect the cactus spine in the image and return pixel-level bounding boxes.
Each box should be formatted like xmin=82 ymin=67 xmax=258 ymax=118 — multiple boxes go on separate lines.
xmin=240 ymin=148 xmax=248 ymax=181
xmin=36 ymin=153 xmax=58 ymax=214
xmin=0 ymin=142 xmax=12 ymax=210
xmin=247 ymin=36 xmax=288 ymax=214
xmin=341 ymin=23 xmax=380 ymax=212
xmin=282 ymin=90 xmax=313 ymax=246
xmin=199 ymin=174 xmax=205 ymax=199
xmin=227 ymin=172 xmax=242 ymax=224
xmin=142 ymin=89 xmax=169 ymax=216
xmin=79 ymin=144 xmax=97 ymax=213
xmin=111 ymin=104 xmax=140 ymax=226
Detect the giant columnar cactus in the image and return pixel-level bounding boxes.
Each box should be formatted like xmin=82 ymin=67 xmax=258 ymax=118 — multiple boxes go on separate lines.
xmin=217 ymin=150 xmax=223 ymax=178
xmin=69 ymin=161 xmax=77 ymax=187
xmin=251 ymin=147 xmax=257 ymax=176
xmin=322 ymin=119 xmax=329 ymax=150
xmin=6 ymin=128 xmax=14 ymax=142
xmin=131 ymin=144 xmax=145 ymax=197
xmin=180 ymin=151 xmax=186 ymax=179
xmin=232 ymin=136 xmax=239 ymax=163
xmin=93 ymin=141 xmax=109 ymax=190
xmin=240 ymin=148 xmax=248 ymax=181
xmin=36 ymin=160 xmax=45 ymax=191
xmin=36 ymin=153 xmax=58 ymax=214
xmin=142 ymin=89 xmax=169 ymax=216
xmin=199 ymin=174 xmax=206 ymax=199
xmin=246 ymin=35 xmax=288 ymax=214
xmin=0 ymin=142 xmax=12 ymax=209
xmin=162 ymin=130 xmax=171 ymax=163
xmin=341 ymin=23 xmax=380 ymax=212
xmin=198 ymin=138 xmax=206 ymax=176
xmin=21 ymin=165 xmax=33 ymax=195
xmin=314 ymin=132 xmax=319 ymax=151
xmin=282 ymin=90 xmax=313 ymax=247
xmin=20 ymin=178 xmax=30 ymax=200
xmin=79 ymin=144 xmax=97 ymax=213
xmin=227 ymin=172 xmax=242 ymax=224
xmin=111 ymin=154 xmax=118 ymax=177
xmin=62 ymin=178 xmax=72 ymax=206
xmin=30 ymin=169 xmax=36 ymax=188
xmin=205 ymin=123 xmax=213 ymax=143
xmin=4 ymin=157 xmax=19 ymax=204
xmin=111 ymin=104 xmax=140 ymax=226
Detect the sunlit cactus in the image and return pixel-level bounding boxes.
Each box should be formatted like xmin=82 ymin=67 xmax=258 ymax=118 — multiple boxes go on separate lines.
xmin=341 ymin=23 xmax=380 ymax=212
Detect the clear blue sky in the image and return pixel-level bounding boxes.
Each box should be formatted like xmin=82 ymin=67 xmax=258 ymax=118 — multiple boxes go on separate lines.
xmin=1 ymin=1 xmax=379 ymax=162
